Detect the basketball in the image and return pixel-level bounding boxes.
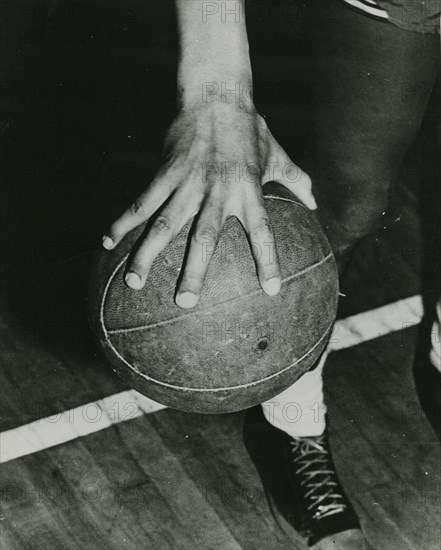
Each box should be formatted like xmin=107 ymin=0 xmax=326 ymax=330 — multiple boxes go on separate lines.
xmin=88 ymin=182 xmax=338 ymax=414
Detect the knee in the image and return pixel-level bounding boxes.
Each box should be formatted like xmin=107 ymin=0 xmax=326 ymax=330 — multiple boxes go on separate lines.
xmin=337 ymin=181 xmax=389 ymax=239
xmin=316 ymin=160 xmax=391 ymax=243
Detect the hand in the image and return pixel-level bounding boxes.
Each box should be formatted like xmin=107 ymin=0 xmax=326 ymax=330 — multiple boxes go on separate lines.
xmin=102 ymin=103 xmax=316 ymax=308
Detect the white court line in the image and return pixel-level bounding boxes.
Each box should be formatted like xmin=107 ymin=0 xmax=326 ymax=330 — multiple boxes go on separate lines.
xmin=0 ymin=294 xmax=424 ymax=463
xmin=330 ymin=294 xmax=423 ymax=352
xmin=0 ymin=390 xmax=167 ymax=464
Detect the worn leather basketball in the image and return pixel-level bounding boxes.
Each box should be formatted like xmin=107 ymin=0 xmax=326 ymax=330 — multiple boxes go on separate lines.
xmin=88 ymin=182 xmax=338 ymax=414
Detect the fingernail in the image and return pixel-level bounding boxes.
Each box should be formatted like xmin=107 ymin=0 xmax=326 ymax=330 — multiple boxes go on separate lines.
xmin=176 ymin=291 xmax=198 ymax=309
xmin=102 ymin=236 xmax=115 ymax=250
xmin=262 ymin=277 xmax=281 ymax=296
xmin=125 ymin=272 xmax=143 ymax=290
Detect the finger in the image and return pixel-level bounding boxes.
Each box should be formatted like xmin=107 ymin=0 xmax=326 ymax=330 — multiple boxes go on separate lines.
xmin=125 ymin=188 xmax=198 ymax=290
xmin=269 ymin=145 xmax=317 ymax=210
xmin=175 ymin=195 xmax=223 ymax=309
xmin=241 ymin=192 xmax=281 ymax=296
xmin=102 ymin=170 xmax=179 ymax=250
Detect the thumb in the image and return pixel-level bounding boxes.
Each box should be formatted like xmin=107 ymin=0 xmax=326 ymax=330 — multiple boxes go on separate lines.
xmin=268 ymin=147 xmax=317 ymax=210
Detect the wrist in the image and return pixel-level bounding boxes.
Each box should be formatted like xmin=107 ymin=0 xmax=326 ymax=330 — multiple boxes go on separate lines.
xmin=178 ymin=69 xmax=254 ymax=110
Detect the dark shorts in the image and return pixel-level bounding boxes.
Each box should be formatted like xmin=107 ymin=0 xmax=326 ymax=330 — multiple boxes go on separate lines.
xmin=376 ymin=0 xmax=441 ymax=34
xmin=305 ymin=0 xmax=440 ymax=265
xmin=340 ymin=0 xmax=441 ymax=34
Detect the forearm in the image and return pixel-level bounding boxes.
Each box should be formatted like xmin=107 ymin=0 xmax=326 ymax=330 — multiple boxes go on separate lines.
xmin=175 ymin=0 xmax=253 ymax=107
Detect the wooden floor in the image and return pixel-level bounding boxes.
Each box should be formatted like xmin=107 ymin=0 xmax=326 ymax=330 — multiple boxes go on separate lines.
xmin=1 ymin=1 xmax=440 ymax=549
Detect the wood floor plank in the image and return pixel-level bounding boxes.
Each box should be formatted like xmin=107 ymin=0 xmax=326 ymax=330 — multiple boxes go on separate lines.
xmin=116 ymin=417 xmax=245 ymax=550
xmin=1 ymin=455 xmax=114 ymax=550
xmin=146 ymin=410 xmax=298 ymax=550
xmin=51 ymin=437 xmax=185 ymax=550
xmin=80 ymin=423 xmax=203 ymax=550
xmin=323 ymin=330 xmax=441 ymax=550
xmin=0 ymin=521 xmax=30 ymax=550
xmin=2 ymin=427 xmax=217 ymax=550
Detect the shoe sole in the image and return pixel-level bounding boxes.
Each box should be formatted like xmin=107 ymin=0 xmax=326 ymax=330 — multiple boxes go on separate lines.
xmin=311 ymin=528 xmax=367 ymax=550
xmin=266 ymin=488 xmax=367 ymax=550
xmin=264 ymin=487 xmax=309 ymax=549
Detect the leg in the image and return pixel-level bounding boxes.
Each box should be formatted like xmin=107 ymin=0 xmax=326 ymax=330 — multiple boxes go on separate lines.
xmin=311 ymin=0 xmax=440 ymax=266
xmin=255 ymin=2 xmax=440 ymax=548
xmin=414 ymin=297 xmax=441 ymax=440
xmin=265 ymin=0 xmax=440 ymax=456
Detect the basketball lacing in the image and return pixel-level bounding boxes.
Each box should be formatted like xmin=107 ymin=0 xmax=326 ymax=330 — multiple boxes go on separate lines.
xmin=290 ymin=435 xmax=347 ymax=521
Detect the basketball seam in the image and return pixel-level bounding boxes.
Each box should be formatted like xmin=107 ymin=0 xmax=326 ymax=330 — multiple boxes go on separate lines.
xmin=103 ymin=321 xmax=333 ymax=393
xmin=104 ymin=252 xmax=334 ymax=334
xmin=262 ymin=195 xmax=307 ymax=209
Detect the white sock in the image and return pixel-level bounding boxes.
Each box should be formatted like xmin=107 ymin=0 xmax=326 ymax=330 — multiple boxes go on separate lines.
xmin=261 ymin=348 xmax=328 ymax=438
xmin=429 ymin=300 xmax=441 ymax=373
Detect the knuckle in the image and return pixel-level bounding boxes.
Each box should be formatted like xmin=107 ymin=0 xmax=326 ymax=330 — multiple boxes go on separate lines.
xmin=151 ymin=215 xmax=173 ymax=235
xmin=194 ymin=224 xmax=218 ymax=244
xmin=251 ymin=217 xmax=272 ymax=237
xmin=244 ymin=163 xmax=261 ymax=180
xmin=183 ymin=269 xmax=202 ymax=284
xmin=130 ymin=199 xmax=146 ymax=218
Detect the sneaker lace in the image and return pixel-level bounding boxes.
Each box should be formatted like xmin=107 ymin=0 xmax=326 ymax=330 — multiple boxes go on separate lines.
xmin=290 ymin=435 xmax=347 ymax=521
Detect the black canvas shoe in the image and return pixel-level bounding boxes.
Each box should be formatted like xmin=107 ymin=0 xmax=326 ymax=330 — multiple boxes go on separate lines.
xmin=244 ymin=407 xmax=366 ymax=549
